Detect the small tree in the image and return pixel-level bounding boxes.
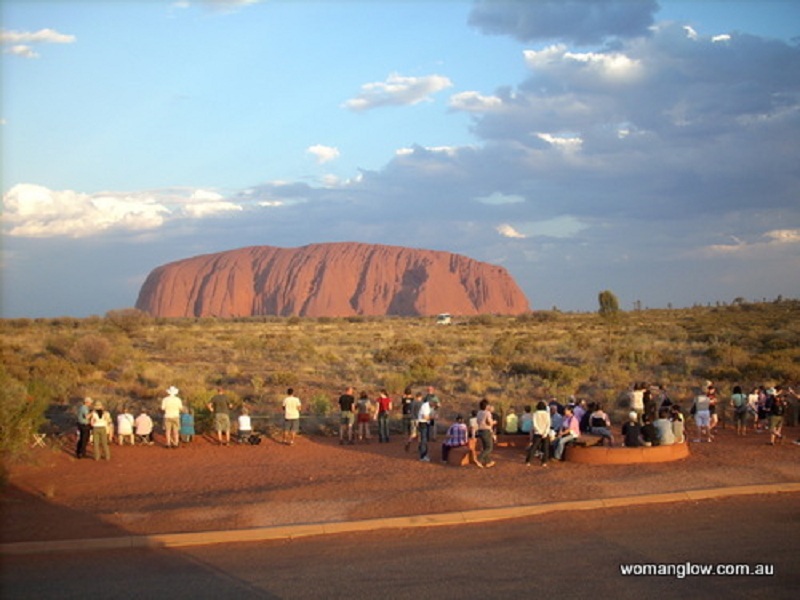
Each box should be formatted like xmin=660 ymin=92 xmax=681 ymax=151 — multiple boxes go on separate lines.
xmin=598 ymin=290 xmax=620 ymax=320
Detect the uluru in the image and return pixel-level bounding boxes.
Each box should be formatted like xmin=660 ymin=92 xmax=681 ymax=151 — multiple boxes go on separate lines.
xmin=135 ymin=242 xmax=530 ymax=318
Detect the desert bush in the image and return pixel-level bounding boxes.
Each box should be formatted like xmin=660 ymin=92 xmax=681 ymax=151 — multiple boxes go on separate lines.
xmin=71 ymin=334 xmax=113 ymax=366
xmin=268 ymin=371 xmax=298 ymax=387
xmin=309 ymin=393 xmax=332 ymax=416
xmin=105 ymin=308 xmax=151 ymax=334
xmin=0 ymin=367 xmax=49 ymax=461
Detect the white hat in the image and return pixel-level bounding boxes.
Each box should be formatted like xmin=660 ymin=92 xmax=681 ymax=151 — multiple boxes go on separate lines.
xmin=166 ymin=386 xmax=179 ymax=396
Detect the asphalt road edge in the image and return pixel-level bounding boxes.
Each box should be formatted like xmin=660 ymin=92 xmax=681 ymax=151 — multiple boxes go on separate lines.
xmin=3 ymin=482 xmax=799 ymax=555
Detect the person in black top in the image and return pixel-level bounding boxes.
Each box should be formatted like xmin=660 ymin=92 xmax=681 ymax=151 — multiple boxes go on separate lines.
xmin=338 ymin=386 xmax=356 ymax=445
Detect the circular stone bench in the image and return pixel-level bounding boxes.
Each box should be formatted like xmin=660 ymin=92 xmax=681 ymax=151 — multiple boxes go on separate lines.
xmin=565 ymin=441 xmax=690 ymax=465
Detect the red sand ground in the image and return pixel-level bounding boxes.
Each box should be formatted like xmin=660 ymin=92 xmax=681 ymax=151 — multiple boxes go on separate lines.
xmin=2 ymin=425 xmax=798 ymax=544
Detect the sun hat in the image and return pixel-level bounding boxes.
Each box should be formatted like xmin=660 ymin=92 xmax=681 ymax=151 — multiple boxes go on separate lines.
xmin=167 ymin=386 xmax=179 ymax=396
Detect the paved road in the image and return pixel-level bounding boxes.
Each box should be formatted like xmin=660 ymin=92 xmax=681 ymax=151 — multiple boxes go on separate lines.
xmin=2 ymin=493 xmax=798 ymax=599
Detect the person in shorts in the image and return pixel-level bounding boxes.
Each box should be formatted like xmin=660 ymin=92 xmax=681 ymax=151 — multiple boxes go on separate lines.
xmin=208 ymin=388 xmax=232 ymax=446
xmin=282 ymin=388 xmax=302 ymax=445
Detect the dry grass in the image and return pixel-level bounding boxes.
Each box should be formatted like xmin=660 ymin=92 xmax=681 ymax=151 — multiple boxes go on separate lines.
xmin=1 ymin=300 xmax=799 ymax=457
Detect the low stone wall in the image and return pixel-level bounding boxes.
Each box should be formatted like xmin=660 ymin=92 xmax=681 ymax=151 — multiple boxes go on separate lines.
xmin=565 ymin=441 xmax=690 ymax=465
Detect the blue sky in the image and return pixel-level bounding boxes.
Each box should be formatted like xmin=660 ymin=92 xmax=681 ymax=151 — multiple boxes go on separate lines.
xmin=2 ymin=0 xmax=799 ymax=317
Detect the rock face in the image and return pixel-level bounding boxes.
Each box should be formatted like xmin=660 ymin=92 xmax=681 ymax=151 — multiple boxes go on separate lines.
xmin=135 ymin=243 xmax=530 ymax=318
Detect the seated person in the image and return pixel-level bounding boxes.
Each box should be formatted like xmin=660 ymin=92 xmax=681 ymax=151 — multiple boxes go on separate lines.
xmin=670 ymin=405 xmax=685 ymax=443
xmin=654 ymin=408 xmax=676 ymax=445
xmin=504 ymin=407 xmax=519 ymax=434
xmin=116 ymin=407 xmax=135 ymax=446
xmin=134 ymin=408 xmax=154 ymax=445
xmin=640 ymin=414 xmax=659 ymax=446
xmin=237 ymin=408 xmax=253 ymax=443
xmin=519 ymin=405 xmax=533 ymax=435
xmin=621 ymin=412 xmax=642 ymax=447
xmin=441 ymin=415 xmax=469 ymax=462
xmin=589 ymin=404 xmax=615 ymax=446
xmin=553 ymin=406 xmax=580 ymax=461
xmin=549 ymin=404 xmax=563 ymax=437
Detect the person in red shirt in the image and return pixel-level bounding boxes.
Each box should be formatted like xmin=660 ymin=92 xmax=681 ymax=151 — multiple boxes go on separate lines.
xmin=376 ymin=389 xmax=393 ymax=443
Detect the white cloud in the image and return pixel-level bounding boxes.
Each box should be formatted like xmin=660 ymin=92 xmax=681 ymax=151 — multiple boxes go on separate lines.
xmin=1 ymin=28 xmax=76 ymax=44
xmin=182 ymin=189 xmax=242 ymax=218
xmin=524 ymin=45 xmax=643 ymax=82
xmin=343 ymin=73 xmax=453 ymax=112
xmin=712 ymin=34 xmax=731 ymax=43
xmin=2 ymin=184 xmax=169 ymax=238
xmin=683 ymin=25 xmax=699 ymax=40
xmin=1 ymin=28 xmax=75 ymax=58
xmin=183 ymin=201 xmax=242 ymax=218
xmin=449 ymin=91 xmax=503 ymax=112
xmin=536 ymin=132 xmax=583 ymax=153
xmin=702 ymin=229 xmax=800 ymax=257
xmin=496 ymin=224 xmax=526 ymax=239
xmin=307 ymin=144 xmax=341 ymax=164
xmin=1 ymin=184 xmax=249 ymax=237
xmin=4 ymin=45 xmax=38 ymax=58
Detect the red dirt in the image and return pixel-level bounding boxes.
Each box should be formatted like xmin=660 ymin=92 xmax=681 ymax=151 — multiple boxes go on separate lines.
xmin=2 ymin=425 xmax=799 ymax=544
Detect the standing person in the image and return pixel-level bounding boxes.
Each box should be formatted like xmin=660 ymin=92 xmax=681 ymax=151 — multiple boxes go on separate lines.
xmin=706 ymin=382 xmax=719 ymax=435
xmin=691 ymin=387 xmax=712 ymax=443
xmin=116 ymin=406 xmax=135 ymax=446
xmin=476 ymin=398 xmax=496 ymax=468
xmin=525 ymin=401 xmax=551 ymax=467
xmin=441 ymin=415 xmax=468 ymax=463
xmin=75 ymin=397 xmax=93 ymax=459
xmin=416 ymin=393 xmax=432 ymax=462
xmin=208 ymin=387 xmax=232 ymax=446
xmin=355 ymin=391 xmax=374 ymax=442
xmin=376 ymin=389 xmax=393 ymax=443
xmin=338 ymin=386 xmax=356 ymax=445
xmin=768 ymin=387 xmax=786 ymax=446
xmin=630 ymin=383 xmax=645 ymax=420
xmin=88 ymin=400 xmax=112 ymax=461
xmin=282 ymin=388 xmax=302 ymax=446
xmin=405 ymin=392 xmax=424 ymax=452
xmin=400 ymin=387 xmax=414 ymax=445
xmin=180 ymin=407 xmax=195 ymax=444
xmin=425 ymin=386 xmax=441 ymax=441
xmin=161 ymin=386 xmax=183 ymax=449
xmin=731 ymin=385 xmax=749 ymax=436
xmin=553 ymin=406 xmax=580 ymax=461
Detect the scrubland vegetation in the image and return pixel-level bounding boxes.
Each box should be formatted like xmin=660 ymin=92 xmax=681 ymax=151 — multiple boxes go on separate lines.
xmin=2 ymin=299 xmax=798 ymax=464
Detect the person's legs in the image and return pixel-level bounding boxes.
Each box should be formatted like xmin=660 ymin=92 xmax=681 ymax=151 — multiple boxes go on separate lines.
xmin=418 ymin=422 xmax=430 ymax=460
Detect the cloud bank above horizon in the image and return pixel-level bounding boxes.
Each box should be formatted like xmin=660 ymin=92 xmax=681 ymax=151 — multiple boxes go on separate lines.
xmin=2 ymin=0 xmax=799 ymax=317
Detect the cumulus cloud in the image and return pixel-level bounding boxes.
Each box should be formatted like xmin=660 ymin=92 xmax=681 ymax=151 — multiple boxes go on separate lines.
xmin=307 ymin=144 xmax=341 ymax=164
xmin=1 ymin=27 xmax=76 ymax=58
xmin=343 ymin=73 xmax=453 ymax=112
xmin=1 ymin=184 xmax=248 ymax=237
xmin=497 ymin=224 xmax=526 ymax=239
xmin=468 ymin=0 xmax=659 ymax=45
xmin=2 ymin=184 xmax=169 ymax=238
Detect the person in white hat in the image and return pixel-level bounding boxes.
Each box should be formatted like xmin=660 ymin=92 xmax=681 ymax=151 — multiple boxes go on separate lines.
xmin=161 ymin=386 xmax=184 ymax=448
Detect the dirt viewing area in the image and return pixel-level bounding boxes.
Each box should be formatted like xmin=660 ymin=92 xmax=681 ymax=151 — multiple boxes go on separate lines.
xmin=2 ymin=424 xmax=799 ymax=545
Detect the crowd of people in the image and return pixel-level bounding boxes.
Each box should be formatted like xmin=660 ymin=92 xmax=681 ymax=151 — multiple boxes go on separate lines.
xmin=73 ymin=380 xmax=797 ymax=463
